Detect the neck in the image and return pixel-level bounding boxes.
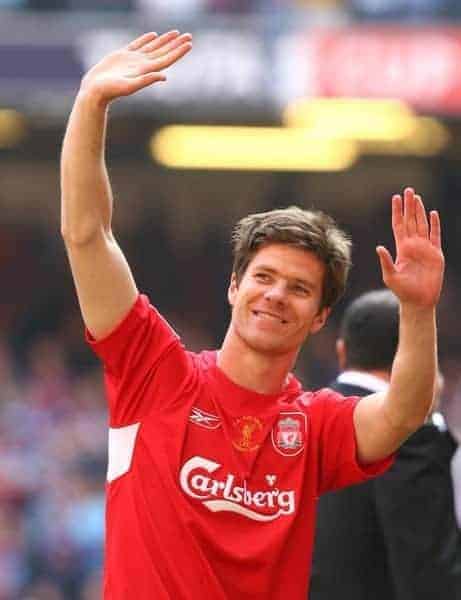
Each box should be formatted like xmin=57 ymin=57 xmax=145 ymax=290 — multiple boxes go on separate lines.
xmin=218 ymin=327 xmax=297 ymax=395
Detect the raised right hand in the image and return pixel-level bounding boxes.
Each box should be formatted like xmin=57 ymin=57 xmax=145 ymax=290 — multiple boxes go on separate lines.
xmin=80 ymin=30 xmax=192 ymax=104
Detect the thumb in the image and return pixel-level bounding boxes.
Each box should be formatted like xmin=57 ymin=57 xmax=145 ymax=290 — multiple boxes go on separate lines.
xmin=376 ymin=246 xmax=395 ymax=282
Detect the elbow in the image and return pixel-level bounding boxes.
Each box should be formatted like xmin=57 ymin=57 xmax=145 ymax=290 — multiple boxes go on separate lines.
xmin=395 ymin=407 xmax=432 ymax=434
xmin=401 ymin=412 xmax=428 ymax=433
xmin=383 ymin=398 xmax=432 ymax=436
xmin=61 ymin=219 xmax=108 ymax=248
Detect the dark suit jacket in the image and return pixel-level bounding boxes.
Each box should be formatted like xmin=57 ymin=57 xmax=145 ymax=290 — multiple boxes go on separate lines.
xmin=309 ymin=377 xmax=461 ymax=600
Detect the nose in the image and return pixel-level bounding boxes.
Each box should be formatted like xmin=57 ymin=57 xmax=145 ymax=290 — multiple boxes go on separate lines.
xmin=263 ymin=282 xmax=287 ymax=306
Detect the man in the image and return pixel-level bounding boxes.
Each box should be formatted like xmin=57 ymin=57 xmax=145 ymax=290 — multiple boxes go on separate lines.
xmin=310 ymin=290 xmax=461 ymax=600
xmin=60 ymin=31 xmax=445 ymax=599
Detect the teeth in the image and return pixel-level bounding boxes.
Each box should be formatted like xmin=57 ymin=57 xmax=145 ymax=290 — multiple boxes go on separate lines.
xmin=254 ymin=311 xmax=285 ymax=324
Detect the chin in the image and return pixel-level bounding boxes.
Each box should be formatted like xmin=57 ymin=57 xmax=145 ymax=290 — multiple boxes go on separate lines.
xmin=232 ymin=319 xmax=300 ymax=356
xmin=244 ymin=332 xmax=294 ymax=356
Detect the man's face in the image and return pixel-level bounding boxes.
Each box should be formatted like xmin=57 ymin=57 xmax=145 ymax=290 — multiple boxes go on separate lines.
xmin=228 ymin=243 xmax=330 ymax=356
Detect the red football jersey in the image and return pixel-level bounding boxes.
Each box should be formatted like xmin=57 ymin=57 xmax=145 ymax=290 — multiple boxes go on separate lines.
xmin=88 ymin=295 xmax=392 ymax=599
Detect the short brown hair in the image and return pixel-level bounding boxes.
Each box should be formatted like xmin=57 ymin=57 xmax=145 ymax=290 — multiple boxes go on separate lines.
xmin=340 ymin=289 xmax=398 ymax=370
xmin=231 ymin=206 xmax=352 ymax=309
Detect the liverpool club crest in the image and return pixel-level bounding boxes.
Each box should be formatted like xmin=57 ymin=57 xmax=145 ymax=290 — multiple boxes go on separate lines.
xmin=272 ymin=413 xmax=307 ymax=456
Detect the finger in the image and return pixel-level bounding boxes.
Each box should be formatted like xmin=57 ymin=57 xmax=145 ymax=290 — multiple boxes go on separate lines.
xmin=146 ymin=33 xmax=193 ymax=60
xmin=139 ymin=42 xmax=192 ymax=74
xmin=403 ymin=187 xmax=417 ymax=236
xmin=376 ymin=246 xmax=395 ymax=283
xmin=128 ymin=32 xmax=158 ymax=51
xmin=391 ymin=193 xmax=404 ymax=246
xmin=123 ymin=72 xmax=167 ymax=95
xmin=429 ymin=210 xmax=442 ymax=249
xmin=140 ymin=30 xmax=180 ymax=53
xmin=414 ymin=194 xmax=429 ymax=238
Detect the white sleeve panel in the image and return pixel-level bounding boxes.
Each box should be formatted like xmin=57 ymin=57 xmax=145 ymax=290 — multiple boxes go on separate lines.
xmin=107 ymin=423 xmax=141 ymax=483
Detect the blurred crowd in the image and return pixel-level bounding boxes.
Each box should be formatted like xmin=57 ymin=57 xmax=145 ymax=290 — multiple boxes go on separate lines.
xmin=1 ymin=0 xmax=461 ymax=20
xmin=0 ymin=336 xmax=105 ymax=599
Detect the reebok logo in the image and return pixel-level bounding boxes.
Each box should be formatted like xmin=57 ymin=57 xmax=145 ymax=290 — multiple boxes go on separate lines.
xmin=189 ymin=407 xmax=221 ymax=430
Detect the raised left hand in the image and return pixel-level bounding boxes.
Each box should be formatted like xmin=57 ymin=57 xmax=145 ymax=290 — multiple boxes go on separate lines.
xmin=377 ymin=188 xmax=445 ymax=308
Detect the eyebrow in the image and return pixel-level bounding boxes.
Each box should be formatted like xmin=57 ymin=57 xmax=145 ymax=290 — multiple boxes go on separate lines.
xmin=252 ymin=265 xmax=317 ymax=291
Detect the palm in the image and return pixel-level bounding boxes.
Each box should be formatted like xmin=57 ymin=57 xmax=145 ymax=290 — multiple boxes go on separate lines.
xmin=81 ymin=31 xmax=192 ymax=102
xmin=377 ymin=189 xmax=444 ymax=308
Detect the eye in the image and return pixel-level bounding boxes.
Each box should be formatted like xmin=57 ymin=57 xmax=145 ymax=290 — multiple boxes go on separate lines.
xmin=254 ymin=272 xmax=271 ymax=283
xmin=292 ymin=284 xmax=310 ymax=296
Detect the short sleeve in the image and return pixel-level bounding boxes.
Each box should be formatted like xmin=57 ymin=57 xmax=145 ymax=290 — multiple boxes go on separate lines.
xmin=87 ymin=294 xmax=191 ymax=426
xmin=314 ymin=389 xmax=394 ymax=495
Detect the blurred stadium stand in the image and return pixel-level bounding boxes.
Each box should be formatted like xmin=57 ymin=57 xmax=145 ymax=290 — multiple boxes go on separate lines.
xmin=1 ymin=1 xmax=461 ymax=598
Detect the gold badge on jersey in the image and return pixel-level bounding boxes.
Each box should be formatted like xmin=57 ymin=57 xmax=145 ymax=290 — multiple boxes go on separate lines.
xmin=232 ymin=416 xmax=263 ymax=452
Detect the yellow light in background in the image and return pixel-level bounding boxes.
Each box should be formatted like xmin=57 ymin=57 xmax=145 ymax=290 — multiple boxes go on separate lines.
xmin=152 ymin=126 xmax=358 ymax=172
xmin=0 ymin=109 xmax=27 ymax=148
xmin=151 ymin=99 xmax=449 ymax=171
xmin=284 ymin=98 xmax=415 ymax=141
xmin=357 ymin=117 xmax=450 ymax=156
xmin=399 ymin=117 xmax=450 ymax=156
xmin=283 ymin=98 xmax=450 ymax=155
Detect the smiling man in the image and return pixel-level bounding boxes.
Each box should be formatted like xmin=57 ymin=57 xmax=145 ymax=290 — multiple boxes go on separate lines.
xmin=60 ymin=31 xmax=445 ymax=600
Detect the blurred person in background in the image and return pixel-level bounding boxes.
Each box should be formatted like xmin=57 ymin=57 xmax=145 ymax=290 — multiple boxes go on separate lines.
xmin=449 ymin=375 xmax=461 ymax=529
xmin=80 ymin=569 xmax=102 ymax=600
xmin=310 ymin=289 xmax=461 ymax=600
xmin=137 ymin=0 xmax=207 ymax=18
xmin=21 ymin=577 xmax=65 ymax=600
xmin=0 ymin=505 xmax=28 ymax=599
xmin=26 ymin=0 xmax=134 ymax=10
xmin=452 ymin=446 xmax=461 ymax=527
xmin=349 ymin=0 xmax=451 ymax=20
xmin=0 ymin=330 xmax=107 ymax=598
xmin=60 ymin=30 xmax=444 ymax=599
xmin=24 ymin=365 xmax=106 ymax=598
xmin=208 ymin=0 xmax=256 ymax=12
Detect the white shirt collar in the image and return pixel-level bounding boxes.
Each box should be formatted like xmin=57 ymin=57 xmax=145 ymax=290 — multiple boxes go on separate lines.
xmin=337 ymin=370 xmax=447 ymax=431
xmin=336 ymin=370 xmax=389 ymax=393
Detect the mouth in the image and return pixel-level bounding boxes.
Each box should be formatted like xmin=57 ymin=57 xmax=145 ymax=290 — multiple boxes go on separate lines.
xmin=252 ymin=310 xmax=288 ymax=325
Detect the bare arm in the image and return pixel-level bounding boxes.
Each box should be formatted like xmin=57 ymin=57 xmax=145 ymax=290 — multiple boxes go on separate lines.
xmin=354 ymin=189 xmax=445 ymax=463
xmin=60 ymin=31 xmax=192 ymax=340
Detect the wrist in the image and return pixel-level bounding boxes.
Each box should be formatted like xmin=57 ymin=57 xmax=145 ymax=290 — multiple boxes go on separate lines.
xmin=399 ymin=302 xmax=436 ymax=320
xmin=76 ymin=85 xmax=111 ymax=112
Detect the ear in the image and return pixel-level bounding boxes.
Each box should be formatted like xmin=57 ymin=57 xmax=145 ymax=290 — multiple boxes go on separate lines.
xmin=336 ymin=338 xmax=347 ymax=371
xmin=309 ymin=306 xmax=331 ymax=335
xmin=228 ymin=273 xmax=238 ymax=307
